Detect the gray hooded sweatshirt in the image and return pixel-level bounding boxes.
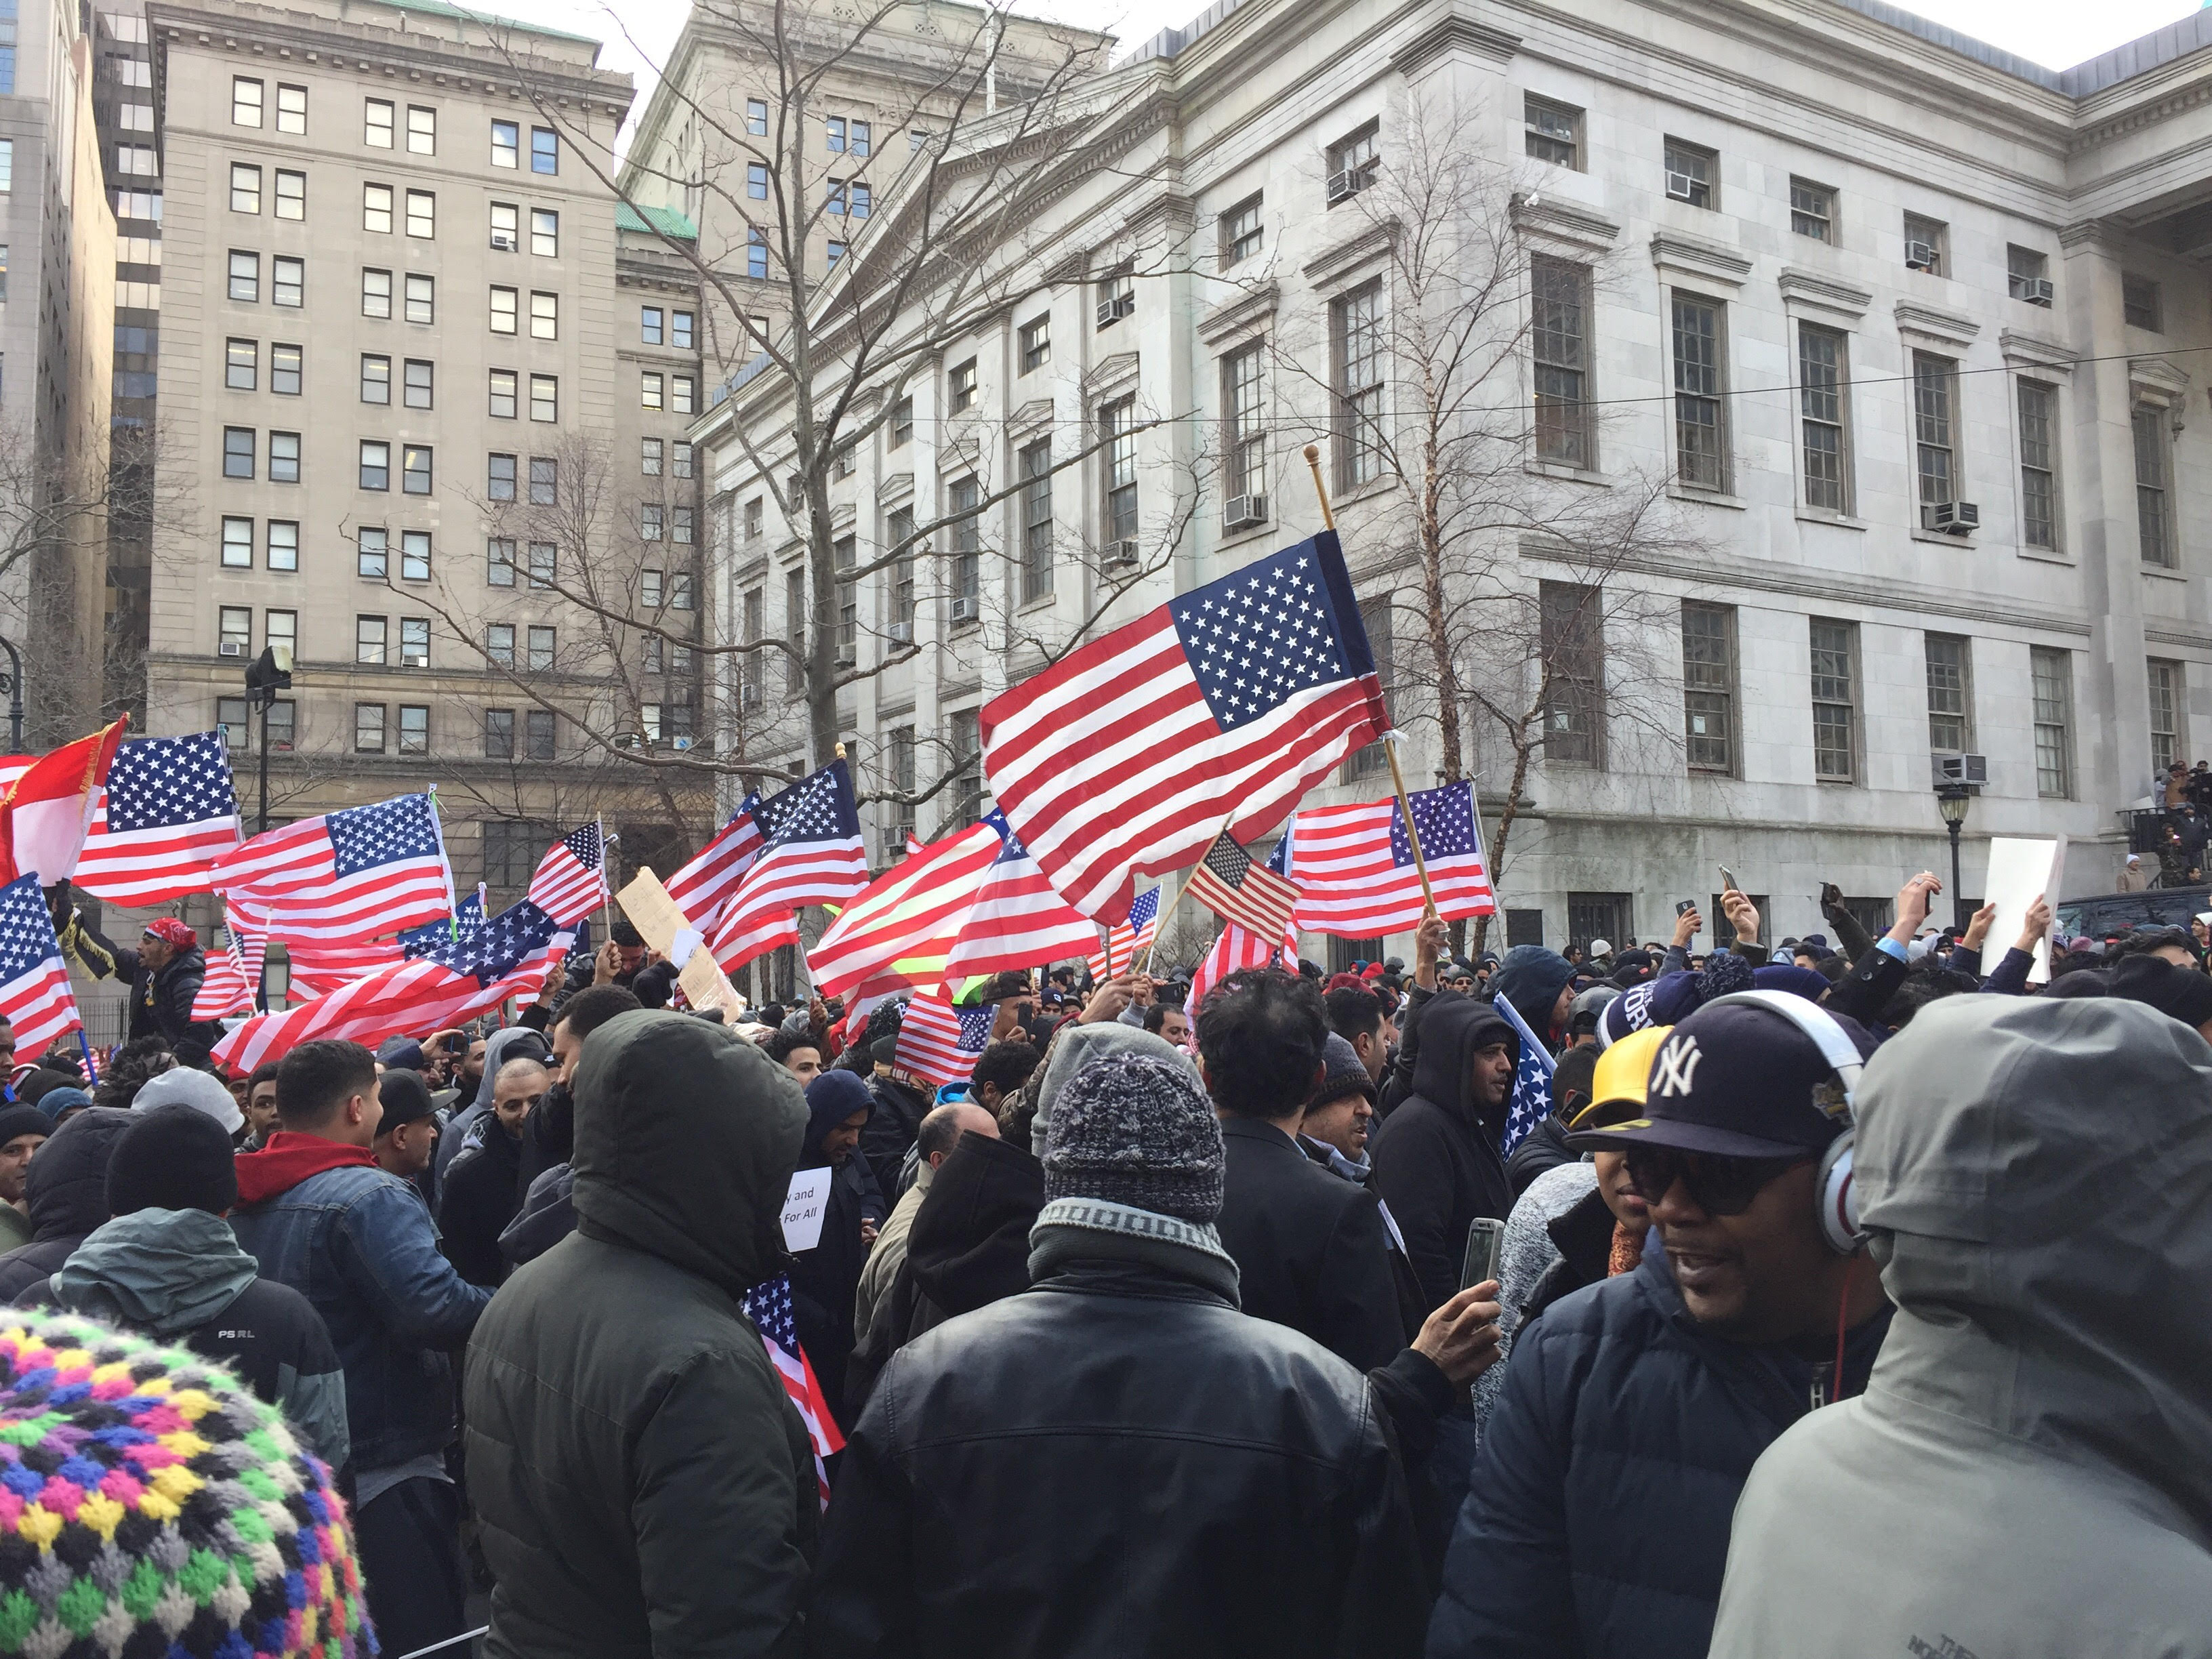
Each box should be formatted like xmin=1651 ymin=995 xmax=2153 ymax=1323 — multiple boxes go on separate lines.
xmin=1710 ymin=995 xmax=2212 ymax=1659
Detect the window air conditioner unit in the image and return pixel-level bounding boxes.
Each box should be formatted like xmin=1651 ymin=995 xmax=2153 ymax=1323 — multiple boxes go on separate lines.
xmin=2019 ymin=276 xmax=2053 ymax=307
xmin=1103 ymin=538 xmax=1141 ymax=569
xmin=490 ymin=232 xmax=516 ymax=251
xmin=1664 ymin=171 xmax=1699 ymax=202
xmin=218 ymin=640 xmax=246 ymax=657
xmin=1094 ymin=293 xmax=1132 ymax=329
xmin=1921 ymin=500 xmax=1979 ymax=535
xmin=1326 ymin=169 xmax=1359 ymax=204
xmin=1223 ymin=493 xmax=1267 ymax=531
xmin=951 ymin=594 xmax=979 ymax=621
xmin=1932 ymin=752 xmax=1988 ymax=789
xmin=1904 ymin=241 xmax=1938 ymax=271
xmin=671 ymin=735 xmax=693 ymax=751
xmin=888 ymin=620 xmax=914 ymax=644
xmin=614 ymin=732 xmax=643 ymax=751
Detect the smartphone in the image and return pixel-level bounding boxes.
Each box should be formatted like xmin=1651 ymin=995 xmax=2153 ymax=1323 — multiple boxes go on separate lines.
xmin=1718 ymin=864 xmax=1741 ymax=894
xmin=1675 ymin=899 xmax=1696 ymax=917
xmin=1460 ymin=1216 xmax=1505 ymax=1292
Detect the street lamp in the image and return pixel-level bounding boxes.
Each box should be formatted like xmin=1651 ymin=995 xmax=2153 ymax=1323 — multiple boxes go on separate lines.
xmin=1935 ymin=783 xmax=1973 ymax=930
xmin=244 ymin=645 xmax=293 ymax=836
xmin=0 ymin=636 xmax=22 ymax=750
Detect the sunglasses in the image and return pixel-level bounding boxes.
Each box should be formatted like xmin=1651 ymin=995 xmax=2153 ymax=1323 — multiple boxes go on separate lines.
xmin=1622 ymin=1147 xmax=1809 ymax=1216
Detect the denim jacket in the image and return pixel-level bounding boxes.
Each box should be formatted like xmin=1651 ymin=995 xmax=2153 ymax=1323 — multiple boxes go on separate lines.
xmin=231 ymin=1163 xmax=492 ymax=1471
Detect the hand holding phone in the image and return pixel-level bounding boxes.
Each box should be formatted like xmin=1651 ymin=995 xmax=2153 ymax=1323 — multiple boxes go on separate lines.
xmin=1460 ymin=1216 xmax=1505 ymax=1292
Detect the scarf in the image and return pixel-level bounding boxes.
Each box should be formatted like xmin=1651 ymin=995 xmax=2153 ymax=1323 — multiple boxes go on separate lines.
xmin=234 ymin=1130 xmax=377 ymax=1206
xmin=1027 ymin=1195 xmax=1242 ymax=1306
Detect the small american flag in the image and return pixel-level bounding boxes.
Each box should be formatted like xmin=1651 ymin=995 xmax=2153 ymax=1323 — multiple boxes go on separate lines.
xmin=1284 ymin=779 xmax=1495 ymax=937
xmin=739 ymin=1272 xmax=843 ymax=1507
xmin=211 ymin=792 xmax=453 ymax=943
xmin=940 ymin=813 xmax=1098 ymax=987
xmin=1086 ymin=886 xmax=1160 ymax=982
xmin=663 ymin=800 xmax=764 ymax=935
xmin=71 ymin=733 xmax=241 ymax=905
xmin=191 ymin=916 xmax=258 ymax=1021
xmin=707 ymin=762 xmax=867 ymax=973
xmin=0 ymin=874 xmax=83 ymax=1054
xmin=1490 ymin=991 xmax=1557 ymax=1157
xmin=1187 ymin=921 xmax=1286 ymax=1013
xmin=526 ymin=823 xmax=607 ymax=928
xmin=896 ymin=991 xmax=997 ymax=1088
xmin=1184 ymin=827 xmax=1299 ymax=944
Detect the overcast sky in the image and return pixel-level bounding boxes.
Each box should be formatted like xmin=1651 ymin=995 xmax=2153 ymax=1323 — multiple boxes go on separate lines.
xmin=493 ymin=0 xmax=2206 ymax=143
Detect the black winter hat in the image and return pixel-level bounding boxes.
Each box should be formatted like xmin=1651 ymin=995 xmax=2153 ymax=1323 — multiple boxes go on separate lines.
xmin=2108 ymin=954 xmax=2212 ymax=1030
xmin=0 ymin=1105 xmax=49 ymax=1148
xmin=106 ymin=1102 xmax=239 ymax=1216
xmin=377 ymin=1068 xmax=438 ymax=1132
xmin=1309 ymin=1033 xmax=1375 ymax=1111
xmin=1043 ymin=1050 xmax=1223 ymax=1223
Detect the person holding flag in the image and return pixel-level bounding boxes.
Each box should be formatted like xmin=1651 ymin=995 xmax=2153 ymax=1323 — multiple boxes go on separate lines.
xmin=50 ymin=890 xmax=222 ymax=1067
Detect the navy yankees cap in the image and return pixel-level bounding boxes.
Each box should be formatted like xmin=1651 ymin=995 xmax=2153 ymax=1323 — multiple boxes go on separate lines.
xmin=1568 ymin=998 xmax=1876 ymax=1160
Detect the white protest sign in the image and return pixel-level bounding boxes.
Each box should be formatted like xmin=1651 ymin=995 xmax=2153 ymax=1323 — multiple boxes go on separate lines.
xmin=615 ymin=866 xmax=739 ymax=1015
xmin=1982 ymin=835 xmax=2066 ymax=983
xmin=781 ymin=1166 xmax=832 ymax=1253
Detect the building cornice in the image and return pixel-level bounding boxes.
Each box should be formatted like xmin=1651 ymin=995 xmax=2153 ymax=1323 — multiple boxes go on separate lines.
xmin=1510 ymin=193 xmax=1620 ymax=255
xmin=1197 ymin=280 xmax=1279 ymax=345
xmin=1303 ymin=218 xmax=1397 ymax=287
xmin=1389 ymin=12 xmax=1519 ymax=78
xmin=1650 ymin=231 xmax=1752 ymax=290
xmin=1998 ymin=327 xmax=2075 ymax=373
xmin=1893 ymin=300 xmax=1981 ymax=348
xmin=1776 ymin=267 xmax=1872 ymax=318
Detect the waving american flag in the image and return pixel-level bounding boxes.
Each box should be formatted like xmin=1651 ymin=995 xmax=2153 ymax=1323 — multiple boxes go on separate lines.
xmin=739 ymin=1273 xmax=842 ymax=1508
xmin=1490 ymin=991 xmax=1557 ymax=1158
xmin=706 ymin=762 xmax=867 ymax=974
xmin=0 ymin=876 xmax=82 ymax=1053
xmin=211 ymin=792 xmax=453 ymax=944
xmin=72 ymin=732 xmax=241 ymax=905
xmin=896 ymin=991 xmax=997 ymax=1089
xmin=1284 ymin=779 xmax=1495 ymax=937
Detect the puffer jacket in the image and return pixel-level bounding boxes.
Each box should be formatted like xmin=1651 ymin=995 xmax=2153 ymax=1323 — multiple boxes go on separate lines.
xmin=1428 ymin=1249 xmax=1890 ymax=1659
xmin=465 ymin=1010 xmax=817 ymax=1659
xmin=1708 ymin=997 xmax=2212 ymax=1658
xmin=60 ymin=920 xmax=220 ymax=1067
xmin=0 ymin=1107 xmax=135 ymax=1301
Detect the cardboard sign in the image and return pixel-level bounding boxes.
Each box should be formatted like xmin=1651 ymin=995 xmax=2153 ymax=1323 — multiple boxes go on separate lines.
xmin=615 ymin=866 xmax=739 ymax=1014
xmin=1982 ymin=835 xmax=2066 ymax=983
xmin=781 ymin=1166 xmax=831 ymax=1252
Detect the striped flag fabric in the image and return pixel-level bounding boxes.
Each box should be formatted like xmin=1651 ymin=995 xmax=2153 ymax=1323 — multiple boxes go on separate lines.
xmin=71 ymin=732 xmax=241 ymax=905
xmin=896 ymin=991 xmax=997 ymax=1088
xmin=706 ymin=762 xmax=868 ymax=974
xmin=739 ymin=1272 xmax=842 ymax=1507
xmin=1086 ymin=886 xmax=1160 ymax=981
xmin=0 ymin=874 xmax=83 ymax=1054
xmin=940 ymin=813 xmax=1099 ymax=986
xmin=805 ymin=820 xmax=1000 ymax=1002
xmin=664 ymin=800 xmax=764 ymax=935
xmin=191 ymin=916 xmax=258 ymax=1022
xmin=1 ymin=719 xmax=128 ymax=887
xmin=1184 ymin=827 xmax=1300 ymax=943
xmin=210 ymin=792 xmax=453 ymax=943
xmin=981 ymin=531 xmax=1386 ymax=924
xmin=1492 ymin=990 xmax=1557 ymax=1158
xmin=527 ymin=823 xmax=608 ymax=927
xmin=1284 ymin=779 xmax=1496 ymax=937
xmin=1187 ymin=921 xmax=1286 ymax=1012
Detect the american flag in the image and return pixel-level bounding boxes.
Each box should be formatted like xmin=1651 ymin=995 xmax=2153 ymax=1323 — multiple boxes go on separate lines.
xmin=896 ymin=991 xmax=996 ymax=1088
xmin=210 ymin=792 xmax=453 ymax=943
xmin=527 ymin=823 xmax=607 ymax=927
xmin=1187 ymin=921 xmax=1287 ymax=1012
xmin=70 ymin=733 xmax=241 ymax=905
xmin=211 ymin=895 xmax=574 ymax=1072
xmin=981 ymin=532 xmax=1386 ymax=924
xmin=1284 ymin=779 xmax=1495 ymax=937
xmin=1184 ymin=827 xmax=1300 ymax=943
xmin=1490 ymin=990 xmax=1557 ymax=1157
xmin=739 ymin=1272 xmax=842 ymax=1507
xmin=663 ymin=800 xmax=764 ymax=934
xmin=706 ymin=762 xmax=867 ymax=974
xmin=191 ymin=914 xmax=258 ymax=1021
xmin=1086 ymin=886 xmax=1160 ymax=981
xmin=0 ymin=875 xmax=83 ymax=1054
xmin=806 ymin=820 xmax=1000 ymax=1002
xmin=941 ymin=813 xmax=1098 ymax=987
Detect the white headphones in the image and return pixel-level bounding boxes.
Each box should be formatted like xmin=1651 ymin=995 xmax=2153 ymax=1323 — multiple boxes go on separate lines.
xmin=1702 ymin=989 xmax=1865 ymax=1254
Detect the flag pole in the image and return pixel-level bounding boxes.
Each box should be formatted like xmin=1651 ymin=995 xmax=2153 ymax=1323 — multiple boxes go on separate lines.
xmin=1139 ymin=867 xmax=1176 ymax=979
xmin=1303 ymin=443 xmax=1439 ymax=922
xmin=595 ymin=814 xmax=614 ymax=947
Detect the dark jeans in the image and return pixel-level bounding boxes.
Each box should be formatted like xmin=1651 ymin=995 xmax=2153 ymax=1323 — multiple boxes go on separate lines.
xmin=356 ymin=1475 xmax=468 ymax=1658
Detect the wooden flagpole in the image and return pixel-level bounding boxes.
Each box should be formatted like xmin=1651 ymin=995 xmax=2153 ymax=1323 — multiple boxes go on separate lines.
xmin=1303 ymin=443 xmax=1438 ymax=920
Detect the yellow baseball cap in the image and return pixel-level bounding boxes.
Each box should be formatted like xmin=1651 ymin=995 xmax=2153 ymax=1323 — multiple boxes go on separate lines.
xmin=1566 ymin=1024 xmax=1671 ymax=1132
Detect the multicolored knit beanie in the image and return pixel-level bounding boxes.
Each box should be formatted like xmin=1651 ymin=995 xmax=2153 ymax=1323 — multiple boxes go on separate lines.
xmin=0 ymin=1309 xmax=374 ymax=1658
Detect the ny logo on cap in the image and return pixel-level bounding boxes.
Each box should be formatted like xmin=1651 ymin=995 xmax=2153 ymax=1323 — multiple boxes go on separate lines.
xmin=1652 ymin=1032 xmax=1703 ymax=1098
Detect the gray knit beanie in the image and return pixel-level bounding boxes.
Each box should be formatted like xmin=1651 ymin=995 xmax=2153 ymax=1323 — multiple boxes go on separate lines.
xmin=1042 ymin=1050 xmax=1225 ymax=1223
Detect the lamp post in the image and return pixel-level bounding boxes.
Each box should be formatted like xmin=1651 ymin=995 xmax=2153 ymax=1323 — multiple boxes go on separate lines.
xmin=0 ymin=635 xmax=22 ymax=750
xmin=243 ymin=645 xmax=293 ymax=836
xmin=1935 ymin=783 xmax=1973 ymax=930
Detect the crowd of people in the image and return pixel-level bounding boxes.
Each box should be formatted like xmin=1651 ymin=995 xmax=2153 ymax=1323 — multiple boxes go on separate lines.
xmin=0 ymin=877 xmax=2203 ymax=1657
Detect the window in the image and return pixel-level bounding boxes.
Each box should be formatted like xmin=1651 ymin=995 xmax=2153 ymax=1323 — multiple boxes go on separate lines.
xmin=529 ymin=457 xmax=556 ymax=505
xmin=401 ymin=531 xmax=431 ymax=583
xmin=887 ymin=506 xmax=916 ymax=638
xmin=2018 ymin=380 xmax=2059 ymax=551
xmin=1327 ymin=120 xmax=1378 ymax=202
xmin=483 ymin=710 xmax=514 ymax=759
xmin=886 ymin=726 xmax=916 ymax=851
xmin=271 ymin=342 xmax=301 ymax=396
xmin=640 ymin=305 xmax=665 ymax=344
xmin=222 ymin=516 xmax=253 ymax=568
xmin=398 ymin=705 xmax=428 ymax=754
xmin=673 ymin=310 xmax=694 ymax=349
xmin=825 ymin=239 xmax=844 ymax=270
xmin=527 ymin=626 xmax=556 ymax=670
xmin=645 ymin=569 xmax=666 ymax=609
xmin=365 ymin=99 xmax=394 ymax=148
xmin=951 ymin=476 xmax=981 ymax=621
xmin=529 ymin=291 xmax=556 ymax=340
xmin=525 ymin=710 xmax=556 ymax=761
xmin=949 ymin=708 xmax=984 ymax=824
xmin=491 ymin=201 xmax=517 ymax=249
xmin=1532 ymin=256 xmax=1592 ymax=468
xmin=404 ymin=359 xmax=433 ymax=410
xmin=407 ymin=105 xmax=435 ymax=155
xmin=354 ymin=705 xmax=386 ymax=753
xmin=487 ymin=539 xmax=516 ymax=586
xmin=891 ymin=396 xmax=913 ymax=448
xmin=2135 ymin=404 xmax=2174 ymax=567
xmin=1797 ymin=324 xmax=1850 ymax=512
xmin=531 ymin=208 xmax=557 ymax=258
xmin=1912 ymin=351 xmax=1957 ymax=507
xmin=741 ymin=588 xmax=765 ymax=705
xmin=273 ymin=256 xmax=303 ymax=308
xmin=2008 ymin=245 xmax=2051 ymax=305
xmin=274 ymin=170 xmax=304 ymax=221
xmin=1681 ymin=602 xmax=1736 ymax=773
xmin=672 ymin=375 xmax=695 ymax=415
xmin=1020 ymin=438 xmax=1053 ymax=601
xmin=359 ymin=440 xmax=389 ymax=490
xmin=673 ymin=507 xmax=695 ymax=546
xmin=268 ymin=432 xmax=299 ymax=484
xmin=491 ymin=285 xmax=517 ymax=333
xmin=640 ymin=371 xmax=663 ymax=411
xmin=487 ymin=453 xmax=516 ymax=500
xmin=489 ymin=369 xmax=516 ymax=419
xmin=487 ymin=623 xmax=514 ymax=665
xmin=1101 ymin=397 xmax=1138 ymax=544
xmin=219 ymin=606 xmax=253 ymax=656
xmin=1221 ymin=192 xmax=1263 ymax=265
xmin=405 ymin=274 xmax=434 ymax=325
xmin=834 ymin=535 xmax=858 ymax=663
xmin=1568 ymin=895 xmax=1634 ymax=956
xmin=639 ymin=438 xmax=663 ymax=478
xmin=530 ymin=126 xmax=557 ymax=173
xmin=363 ymin=183 xmax=392 ymax=234
xmin=1096 ymin=268 xmax=1133 ymax=331
xmin=228 ymin=251 xmax=259 ymax=302
xmin=1344 ymin=598 xmax=1394 ymax=779
xmin=362 ymin=267 xmax=391 ymax=318
xmin=1663 ymin=138 xmax=1715 ymax=208
xmin=746 ymin=98 xmax=768 ymax=136
xmin=827 ymin=115 xmax=847 ymax=152
xmin=743 ymin=496 xmax=763 ymax=540
xmin=226 ymin=337 xmax=257 ymax=391
xmin=276 ymin=84 xmax=306 ymax=134
xmin=216 ymin=697 xmax=248 ymax=750
xmin=1332 ymin=281 xmax=1385 ymax=491
xmin=230 ymin=163 xmax=262 ymax=214
xmin=747 ymin=228 xmax=769 ymax=281
xmin=357 ymin=526 xmax=388 ymax=577
xmin=642 ymin=504 xmax=663 ymax=541
xmin=1904 ymin=213 xmax=1946 ymax=275
xmin=356 ymin=615 xmax=387 ymax=665
xmin=2150 ymin=660 xmax=2184 ymax=773
xmin=232 ymin=76 xmax=263 ymax=127
xmin=528 ymin=542 xmax=556 ymax=588
xmin=405 ymin=190 xmax=434 ymax=239
xmin=223 ymin=427 xmax=255 ymax=479
xmin=267 ymin=520 xmax=298 ymax=571
xmin=491 ymin=119 xmax=517 ymax=167
xmin=949 ymin=358 xmax=977 ymax=413
xmin=1540 ymin=581 xmax=1603 ymax=765
xmin=400 ymin=615 xmax=430 ymax=666
xmin=671 ymin=572 xmax=693 ymax=611
xmin=1671 ymin=294 xmax=1727 ymax=490
xmin=1524 ymin=96 xmax=1581 ymax=169
xmin=2031 ymin=647 xmax=2074 ymax=798
xmin=1810 ymin=619 xmax=1858 ymax=782
xmin=1019 ymin=316 xmax=1050 ymax=374
xmin=403 ymin=445 xmax=432 ymax=495
xmin=264 ymin=699 xmax=295 ymax=752
xmin=745 ymin=161 xmax=768 ymax=203
xmin=530 ymin=374 xmax=557 ymax=422
xmin=1789 ymin=178 xmax=1832 ymax=241
xmin=1223 ymin=344 xmax=1265 ymax=508
xmin=2124 ymin=273 xmax=2162 ymax=331
xmin=1925 ymin=634 xmax=1973 ymax=752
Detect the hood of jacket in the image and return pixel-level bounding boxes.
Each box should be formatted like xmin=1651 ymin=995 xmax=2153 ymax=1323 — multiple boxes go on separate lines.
xmin=1490 ymin=945 xmax=1574 ymax=1046
xmin=233 ymin=1130 xmax=379 ymax=1206
xmin=571 ymin=1009 xmax=806 ymax=1298
xmin=1408 ymin=993 xmax=1519 ymax=1136
xmin=906 ymin=1130 xmax=1045 ymax=1317
xmin=22 ymin=1107 xmax=135 ymax=1242
xmin=51 ymin=1208 xmax=258 ymax=1337
xmin=473 ymin=1025 xmax=552 ymax=1111
xmin=1855 ymin=995 xmax=2212 ymax=1532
